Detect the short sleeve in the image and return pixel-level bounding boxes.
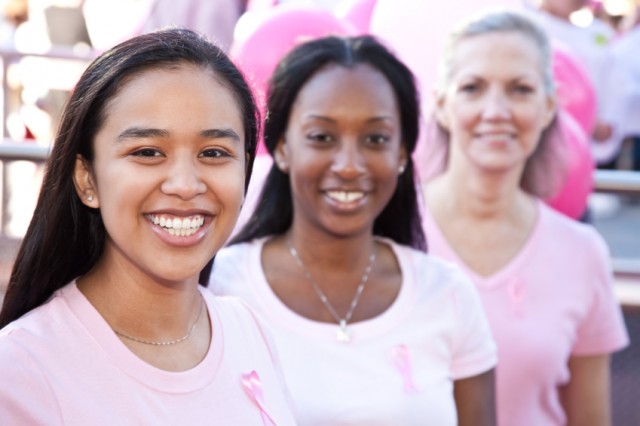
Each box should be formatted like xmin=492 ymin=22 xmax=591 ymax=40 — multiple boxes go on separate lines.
xmin=0 ymin=332 xmax=63 ymax=424
xmin=571 ymin=233 xmax=629 ymax=355
xmin=449 ymin=269 xmax=498 ymax=379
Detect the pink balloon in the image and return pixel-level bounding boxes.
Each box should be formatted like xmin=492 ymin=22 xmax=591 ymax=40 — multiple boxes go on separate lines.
xmin=544 ymin=111 xmax=595 ymax=219
xmin=231 ymin=4 xmax=356 ymax=154
xmin=551 ymin=42 xmax=598 ymax=137
xmin=336 ymin=0 xmax=378 ymax=34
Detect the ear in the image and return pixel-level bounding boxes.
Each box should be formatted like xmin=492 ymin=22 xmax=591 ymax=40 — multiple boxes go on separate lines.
xmin=398 ymin=144 xmax=408 ymax=175
xmin=433 ymin=93 xmax=450 ymax=130
xmin=73 ymin=155 xmax=99 ymax=208
xmin=543 ymin=94 xmax=557 ymax=129
xmin=274 ymin=137 xmax=289 ymax=173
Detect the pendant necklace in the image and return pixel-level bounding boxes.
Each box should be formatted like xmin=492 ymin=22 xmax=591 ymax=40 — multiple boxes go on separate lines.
xmin=113 ymin=295 xmax=205 ymax=346
xmin=287 ymin=241 xmax=376 ymax=343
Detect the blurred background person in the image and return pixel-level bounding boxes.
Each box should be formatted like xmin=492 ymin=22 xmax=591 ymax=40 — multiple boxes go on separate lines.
xmin=422 ymin=11 xmax=629 ymax=425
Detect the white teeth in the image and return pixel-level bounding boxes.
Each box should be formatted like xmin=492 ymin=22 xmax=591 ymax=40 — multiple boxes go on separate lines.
xmin=328 ymin=191 xmax=364 ymax=203
xmin=147 ymin=214 xmax=206 ymax=236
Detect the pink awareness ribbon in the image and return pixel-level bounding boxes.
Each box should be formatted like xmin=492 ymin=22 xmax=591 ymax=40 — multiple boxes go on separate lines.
xmin=508 ymin=279 xmax=526 ymax=318
xmin=392 ymin=344 xmax=421 ymax=394
xmin=241 ymin=370 xmax=277 ymax=426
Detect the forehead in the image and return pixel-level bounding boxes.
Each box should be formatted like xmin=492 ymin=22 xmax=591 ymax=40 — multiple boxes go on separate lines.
xmin=97 ymin=64 xmax=245 ymax=138
xmin=292 ymin=63 xmax=399 ymax=116
xmin=450 ymin=32 xmax=544 ymax=80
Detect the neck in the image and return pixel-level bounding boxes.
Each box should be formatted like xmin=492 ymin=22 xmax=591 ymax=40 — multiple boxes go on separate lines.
xmin=77 ymin=251 xmax=202 ymax=340
xmin=287 ymin=222 xmax=377 ymax=271
xmin=435 ymin=161 xmax=528 ymax=220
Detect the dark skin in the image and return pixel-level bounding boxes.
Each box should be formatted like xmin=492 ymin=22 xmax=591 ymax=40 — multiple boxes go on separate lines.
xmin=455 ymin=369 xmax=497 ymax=426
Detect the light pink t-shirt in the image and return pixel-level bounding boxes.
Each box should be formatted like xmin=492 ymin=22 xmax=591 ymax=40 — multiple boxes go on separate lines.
xmin=422 ymin=200 xmax=629 ymax=426
xmin=210 ymin=238 xmax=497 ymax=425
xmin=0 ymin=282 xmax=296 ymax=425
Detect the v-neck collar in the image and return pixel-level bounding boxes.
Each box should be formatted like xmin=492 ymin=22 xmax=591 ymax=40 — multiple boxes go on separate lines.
xmin=423 ymin=199 xmax=543 ymax=289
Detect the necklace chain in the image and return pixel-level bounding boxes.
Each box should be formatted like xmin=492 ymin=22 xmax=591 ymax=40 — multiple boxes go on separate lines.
xmin=287 ymin=241 xmax=376 ymax=340
xmin=113 ymin=295 xmax=205 ymax=346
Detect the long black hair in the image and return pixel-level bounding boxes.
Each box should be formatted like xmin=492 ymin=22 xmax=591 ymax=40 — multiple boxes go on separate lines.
xmin=231 ymin=35 xmax=426 ymax=251
xmin=0 ymin=28 xmax=259 ymax=327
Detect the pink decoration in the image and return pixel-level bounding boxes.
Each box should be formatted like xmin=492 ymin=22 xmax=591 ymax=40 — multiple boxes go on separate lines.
xmin=241 ymin=370 xmax=276 ymax=426
xmin=507 ymin=279 xmax=526 ymax=318
xmin=336 ymin=0 xmax=378 ymax=34
xmin=551 ymin=42 xmax=598 ymax=137
xmin=231 ymin=4 xmax=356 ymax=154
xmin=392 ymin=344 xmax=421 ymax=394
xmin=544 ymin=111 xmax=595 ymax=220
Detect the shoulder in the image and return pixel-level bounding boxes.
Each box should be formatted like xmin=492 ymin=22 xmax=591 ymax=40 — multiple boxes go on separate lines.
xmin=210 ymin=239 xmax=265 ymax=290
xmin=213 ymin=240 xmax=256 ymax=265
xmin=539 ymin=203 xmax=609 ymax=259
xmin=202 ymin=287 xmax=270 ymax=336
xmin=389 ymin=240 xmax=478 ymax=297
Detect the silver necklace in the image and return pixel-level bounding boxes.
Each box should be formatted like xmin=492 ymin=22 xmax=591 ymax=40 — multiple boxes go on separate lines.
xmin=113 ymin=295 xmax=205 ymax=346
xmin=288 ymin=241 xmax=376 ymax=343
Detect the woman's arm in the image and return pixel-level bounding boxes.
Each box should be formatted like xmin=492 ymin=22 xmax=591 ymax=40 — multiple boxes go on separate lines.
xmin=454 ymin=368 xmax=496 ymax=426
xmin=559 ymin=354 xmax=612 ymax=426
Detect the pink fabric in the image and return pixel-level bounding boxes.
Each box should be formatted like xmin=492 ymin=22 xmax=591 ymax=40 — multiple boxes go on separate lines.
xmin=210 ymin=238 xmax=497 ymax=425
xmin=422 ymin=199 xmax=629 ymax=426
xmin=0 ymin=283 xmax=295 ymax=425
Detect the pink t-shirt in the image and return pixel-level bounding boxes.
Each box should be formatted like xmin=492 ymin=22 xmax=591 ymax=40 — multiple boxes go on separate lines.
xmin=422 ymin=199 xmax=629 ymax=426
xmin=0 ymin=282 xmax=295 ymax=425
xmin=210 ymin=238 xmax=497 ymax=425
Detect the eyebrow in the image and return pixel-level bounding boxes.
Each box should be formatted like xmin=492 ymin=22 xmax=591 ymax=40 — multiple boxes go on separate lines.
xmin=116 ymin=127 xmax=242 ymax=143
xmin=305 ymin=114 xmax=395 ymax=124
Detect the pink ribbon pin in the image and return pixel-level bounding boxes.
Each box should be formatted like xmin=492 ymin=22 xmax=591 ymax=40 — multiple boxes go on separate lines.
xmin=508 ymin=279 xmax=526 ymax=318
xmin=241 ymin=370 xmax=277 ymax=426
xmin=392 ymin=344 xmax=421 ymax=394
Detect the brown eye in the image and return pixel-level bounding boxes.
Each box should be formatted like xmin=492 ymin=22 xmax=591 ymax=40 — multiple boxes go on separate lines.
xmin=199 ymin=148 xmax=230 ymax=158
xmin=131 ymin=148 xmax=162 ymax=157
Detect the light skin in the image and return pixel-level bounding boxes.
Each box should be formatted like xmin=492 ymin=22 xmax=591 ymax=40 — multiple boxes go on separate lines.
xmin=73 ymin=64 xmax=247 ymax=371
xmin=266 ymin=63 xmax=494 ymax=424
xmin=426 ymin=31 xmax=611 ymax=425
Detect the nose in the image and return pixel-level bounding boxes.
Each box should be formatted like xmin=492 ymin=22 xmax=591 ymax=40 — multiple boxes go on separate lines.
xmin=330 ymin=140 xmax=366 ymax=179
xmin=482 ymin=88 xmax=511 ymax=121
xmin=161 ymin=157 xmax=207 ymax=200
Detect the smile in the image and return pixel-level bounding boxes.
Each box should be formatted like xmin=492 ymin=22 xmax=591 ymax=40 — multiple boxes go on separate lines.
xmin=145 ymin=214 xmax=206 ymax=237
xmin=327 ymin=191 xmax=365 ymax=203
xmin=475 ymin=132 xmax=515 ymax=141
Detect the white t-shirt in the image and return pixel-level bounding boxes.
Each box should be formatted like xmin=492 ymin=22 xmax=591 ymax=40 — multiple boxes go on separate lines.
xmin=210 ymin=237 xmax=497 ymax=425
xmin=422 ymin=199 xmax=629 ymax=425
xmin=0 ymin=282 xmax=296 ymax=425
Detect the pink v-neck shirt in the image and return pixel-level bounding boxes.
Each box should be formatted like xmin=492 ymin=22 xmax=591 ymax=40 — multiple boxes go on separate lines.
xmin=210 ymin=238 xmax=497 ymax=425
xmin=0 ymin=283 xmax=296 ymax=425
xmin=422 ymin=200 xmax=629 ymax=425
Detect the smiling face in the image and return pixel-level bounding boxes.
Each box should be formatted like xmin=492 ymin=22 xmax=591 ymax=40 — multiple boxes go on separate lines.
xmin=276 ymin=64 xmax=406 ymax=239
xmin=436 ymin=32 xmax=555 ymax=177
xmin=74 ymin=64 xmax=246 ymax=284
